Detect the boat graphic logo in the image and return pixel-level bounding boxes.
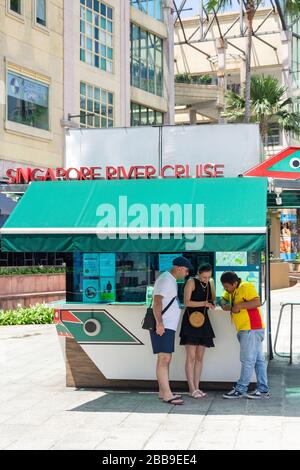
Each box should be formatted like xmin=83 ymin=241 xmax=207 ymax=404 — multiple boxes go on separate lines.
xmin=244 ymin=147 xmax=300 ymax=180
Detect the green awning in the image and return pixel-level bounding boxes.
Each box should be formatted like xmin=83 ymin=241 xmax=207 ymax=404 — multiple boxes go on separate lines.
xmin=1 ymin=178 xmax=267 ymax=252
xmin=267 ymin=191 xmax=300 ymax=209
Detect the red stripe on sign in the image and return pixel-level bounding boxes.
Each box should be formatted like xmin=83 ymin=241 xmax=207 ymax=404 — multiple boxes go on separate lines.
xmin=58 ymin=332 xmax=73 ymax=337
xmin=61 ymin=310 xmax=82 ymax=323
xmin=248 ymin=309 xmax=263 ymax=330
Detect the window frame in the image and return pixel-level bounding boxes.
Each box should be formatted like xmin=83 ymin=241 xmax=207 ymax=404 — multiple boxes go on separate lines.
xmin=131 ymin=0 xmax=163 ymax=21
xmin=6 ymin=0 xmax=24 ymax=21
xmin=264 ymin=123 xmax=281 ymax=147
xmin=130 ymin=101 xmax=164 ymax=126
xmin=80 ymin=80 xmax=114 ymax=129
xmin=130 ymin=23 xmax=164 ymax=97
xmin=80 ymin=0 xmax=114 ymax=74
xmin=33 ymin=0 xmax=48 ymax=30
xmin=5 ymin=63 xmax=52 ymax=140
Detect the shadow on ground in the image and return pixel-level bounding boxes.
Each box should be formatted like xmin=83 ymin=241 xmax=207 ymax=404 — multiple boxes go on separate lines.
xmin=70 ymin=358 xmax=300 ymax=417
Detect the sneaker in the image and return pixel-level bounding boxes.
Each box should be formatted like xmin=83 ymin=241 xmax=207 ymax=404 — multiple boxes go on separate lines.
xmin=246 ymin=390 xmax=270 ymax=400
xmin=222 ymin=388 xmax=246 ymax=399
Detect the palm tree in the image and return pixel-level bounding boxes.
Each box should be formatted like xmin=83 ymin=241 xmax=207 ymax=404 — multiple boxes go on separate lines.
xmin=285 ymin=0 xmax=300 ymax=16
xmin=205 ymin=1 xmax=258 ymax=123
xmin=205 ymin=1 xmax=300 ymax=123
xmin=221 ymin=74 xmax=300 ymax=143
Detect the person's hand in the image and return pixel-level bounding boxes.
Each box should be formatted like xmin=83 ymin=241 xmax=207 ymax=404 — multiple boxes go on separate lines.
xmin=156 ymin=322 xmax=165 ymax=336
xmin=231 ymin=305 xmax=240 ymax=313
xmin=221 ymin=305 xmax=231 ymax=312
xmin=206 ymin=302 xmax=215 ymax=310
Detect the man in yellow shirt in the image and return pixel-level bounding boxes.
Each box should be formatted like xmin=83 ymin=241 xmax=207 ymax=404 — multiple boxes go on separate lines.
xmin=220 ymin=271 xmax=270 ymax=400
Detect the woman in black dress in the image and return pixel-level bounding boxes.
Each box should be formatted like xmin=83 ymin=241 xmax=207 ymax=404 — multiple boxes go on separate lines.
xmin=179 ymin=263 xmax=216 ymax=398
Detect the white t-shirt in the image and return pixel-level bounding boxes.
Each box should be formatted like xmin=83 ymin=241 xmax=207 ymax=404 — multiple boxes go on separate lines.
xmin=153 ymin=271 xmax=181 ymax=331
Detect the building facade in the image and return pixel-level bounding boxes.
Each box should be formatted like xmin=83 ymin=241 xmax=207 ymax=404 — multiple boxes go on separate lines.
xmin=0 ymin=0 xmax=64 ymax=174
xmin=63 ymin=0 xmax=174 ymax=131
xmin=0 ymin=0 xmax=175 ymax=181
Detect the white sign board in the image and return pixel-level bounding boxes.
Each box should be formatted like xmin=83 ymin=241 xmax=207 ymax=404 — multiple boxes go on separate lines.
xmin=65 ymin=127 xmax=160 ymax=169
xmin=162 ymin=124 xmax=262 ymax=177
xmin=65 ymin=124 xmax=262 ymax=177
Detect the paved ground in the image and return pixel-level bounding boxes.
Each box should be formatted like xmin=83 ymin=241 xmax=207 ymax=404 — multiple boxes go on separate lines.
xmin=0 ymin=284 xmax=299 ymax=450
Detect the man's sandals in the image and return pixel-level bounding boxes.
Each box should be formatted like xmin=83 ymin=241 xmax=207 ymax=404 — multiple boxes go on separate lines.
xmin=190 ymin=389 xmax=207 ymax=399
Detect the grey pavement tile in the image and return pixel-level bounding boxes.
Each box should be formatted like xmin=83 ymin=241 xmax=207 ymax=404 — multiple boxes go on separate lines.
xmin=189 ymin=441 xmax=236 ymax=450
xmin=234 ymin=430 xmax=282 ymax=450
xmin=0 ymin=398 xmax=46 ymax=414
xmin=5 ymin=438 xmax=58 ymax=450
xmin=0 ymin=287 xmax=299 ymax=450
xmin=50 ymin=441 xmax=100 ymax=450
xmin=189 ymin=431 xmax=238 ymax=450
xmin=2 ymin=409 xmax=55 ymax=426
xmin=80 ymin=411 xmax=132 ymax=431
xmin=96 ymin=438 xmax=148 ymax=451
xmin=0 ymin=424 xmax=39 ymax=441
xmin=0 ymin=438 xmax=19 ymax=450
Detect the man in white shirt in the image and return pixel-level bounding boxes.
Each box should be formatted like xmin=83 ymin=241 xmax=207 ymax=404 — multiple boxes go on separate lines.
xmin=151 ymin=256 xmax=193 ymax=405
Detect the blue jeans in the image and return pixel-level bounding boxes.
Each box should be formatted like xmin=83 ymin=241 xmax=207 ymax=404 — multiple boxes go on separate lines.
xmin=235 ymin=329 xmax=269 ymax=394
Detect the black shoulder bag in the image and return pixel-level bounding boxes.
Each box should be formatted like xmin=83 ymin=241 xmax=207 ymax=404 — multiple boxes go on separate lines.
xmin=142 ymin=296 xmax=177 ymax=331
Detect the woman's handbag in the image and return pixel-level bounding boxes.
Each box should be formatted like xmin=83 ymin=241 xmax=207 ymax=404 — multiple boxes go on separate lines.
xmin=142 ymin=297 xmax=176 ymax=331
xmin=187 ymin=279 xmax=209 ymax=328
xmin=188 ymin=310 xmax=205 ymax=328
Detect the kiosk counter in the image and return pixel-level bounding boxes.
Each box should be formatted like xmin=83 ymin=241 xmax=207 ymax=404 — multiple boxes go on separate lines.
xmin=1 ymin=177 xmax=269 ymax=388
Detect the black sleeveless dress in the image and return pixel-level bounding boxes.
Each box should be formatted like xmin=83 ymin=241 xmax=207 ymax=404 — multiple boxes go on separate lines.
xmin=179 ymin=278 xmax=215 ymax=347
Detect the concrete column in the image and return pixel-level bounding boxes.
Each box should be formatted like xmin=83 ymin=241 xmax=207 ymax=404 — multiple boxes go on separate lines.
xmin=270 ymin=210 xmax=281 ymax=259
xmin=281 ymin=30 xmax=292 ymax=91
xmin=281 ymin=31 xmax=292 ymax=146
xmin=216 ymin=38 xmax=227 ymax=123
xmin=189 ymin=108 xmax=197 ymax=125
xmin=163 ymin=0 xmax=175 ymax=125
xmin=63 ymin=0 xmax=76 ymax=120
xmin=120 ymin=1 xmax=131 ymax=127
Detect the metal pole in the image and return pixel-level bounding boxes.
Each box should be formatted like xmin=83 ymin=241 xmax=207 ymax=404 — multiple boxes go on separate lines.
xmin=239 ymin=0 xmax=243 ymax=35
xmin=200 ymin=0 xmax=204 ymax=40
xmin=266 ymin=224 xmax=273 ymax=359
xmin=290 ymin=304 xmax=294 ymax=365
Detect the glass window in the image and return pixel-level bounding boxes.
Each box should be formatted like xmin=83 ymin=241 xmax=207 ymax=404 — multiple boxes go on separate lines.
xmin=131 ymin=102 xmax=140 ymax=126
xmin=9 ymin=0 xmax=21 ymax=14
xmin=264 ymin=124 xmax=281 ymax=147
xmin=36 ymin=0 xmax=46 ymax=27
xmin=148 ymin=34 xmax=155 ymax=94
xmin=80 ymin=0 xmax=114 ymax=73
xmin=130 ymin=102 xmax=163 ymax=126
xmin=130 ymin=23 xmax=163 ymax=97
xmin=7 ymin=71 xmax=49 ymax=130
xmin=80 ymin=80 xmax=114 ymax=128
xmin=68 ymin=252 xmax=215 ymax=304
xmin=131 ymin=0 xmax=162 ymax=21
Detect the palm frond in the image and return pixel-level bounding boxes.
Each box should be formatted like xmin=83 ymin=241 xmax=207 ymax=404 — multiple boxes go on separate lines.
xmin=221 ymin=74 xmax=300 ymax=138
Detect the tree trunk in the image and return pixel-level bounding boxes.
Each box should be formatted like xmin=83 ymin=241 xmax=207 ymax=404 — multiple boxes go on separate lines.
xmin=244 ymin=2 xmax=255 ymax=123
xmin=260 ymin=117 xmax=268 ymax=143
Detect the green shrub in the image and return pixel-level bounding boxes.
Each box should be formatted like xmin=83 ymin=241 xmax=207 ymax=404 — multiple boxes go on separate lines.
xmin=175 ymin=73 xmax=212 ymax=84
xmin=0 ymin=304 xmax=54 ymax=325
xmin=0 ymin=266 xmax=66 ymax=276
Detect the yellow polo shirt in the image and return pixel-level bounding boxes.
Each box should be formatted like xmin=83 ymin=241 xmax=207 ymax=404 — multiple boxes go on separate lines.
xmin=221 ymin=281 xmax=264 ymax=332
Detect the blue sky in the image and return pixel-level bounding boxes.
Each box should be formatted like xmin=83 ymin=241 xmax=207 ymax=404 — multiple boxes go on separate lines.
xmin=178 ymin=0 xmax=273 ymax=18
